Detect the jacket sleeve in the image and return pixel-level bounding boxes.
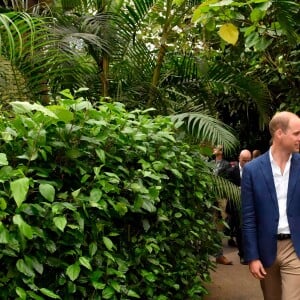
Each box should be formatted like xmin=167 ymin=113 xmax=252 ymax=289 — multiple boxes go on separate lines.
xmin=241 ymin=166 xmax=260 ymax=262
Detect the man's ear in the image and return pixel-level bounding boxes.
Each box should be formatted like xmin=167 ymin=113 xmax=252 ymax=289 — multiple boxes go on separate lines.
xmin=276 ymin=128 xmax=283 ymax=138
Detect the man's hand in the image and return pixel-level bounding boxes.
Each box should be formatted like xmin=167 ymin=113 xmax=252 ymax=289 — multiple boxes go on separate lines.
xmin=249 ymin=259 xmax=267 ymax=280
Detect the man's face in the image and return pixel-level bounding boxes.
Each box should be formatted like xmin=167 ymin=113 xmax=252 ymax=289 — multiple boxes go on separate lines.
xmin=239 ymin=153 xmax=251 ymax=168
xmin=281 ymin=117 xmax=300 ymax=153
xmin=213 ymin=147 xmax=222 ymax=156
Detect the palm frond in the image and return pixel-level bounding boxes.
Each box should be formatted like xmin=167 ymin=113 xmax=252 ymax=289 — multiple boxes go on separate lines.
xmin=121 ymin=0 xmax=156 ymax=31
xmin=0 ymin=9 xmax=123 ymax=101
xmin=171 ymin=112 xmax=239 ymax=153
xmin=273 ymin=0 xmax=299 ymax=46
xmin=205 ymin=63 xmax=271 ymax=125
xmin=0 ymin=55 xmax=31 ymax=102
xmin=0 ymin=11 xmax=43 ymax=60
xmin=210 ymin=174 xmax=241 ymax=207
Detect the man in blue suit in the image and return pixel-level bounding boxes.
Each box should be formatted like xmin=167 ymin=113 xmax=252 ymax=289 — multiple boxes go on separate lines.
xmin=241 ymin=111 xmax=300 ymax=300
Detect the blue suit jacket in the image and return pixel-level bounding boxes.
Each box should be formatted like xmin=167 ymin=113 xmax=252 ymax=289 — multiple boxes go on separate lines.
xmin=241 ymin=151 xmax=300 ymax=267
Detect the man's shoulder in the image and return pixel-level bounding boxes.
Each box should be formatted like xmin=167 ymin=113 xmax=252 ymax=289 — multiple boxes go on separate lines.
xmin=292 ymin=152 xmax=300 ymax=160
xmin=245 ymin=152 xmax=267 ymax=170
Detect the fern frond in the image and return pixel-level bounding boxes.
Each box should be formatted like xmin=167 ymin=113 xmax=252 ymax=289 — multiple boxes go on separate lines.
xmin=171 ymin=112 xmax=239 ymax=153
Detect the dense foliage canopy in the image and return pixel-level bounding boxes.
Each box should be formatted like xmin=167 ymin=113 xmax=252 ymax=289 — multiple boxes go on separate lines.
xmin=0 ymin=1 xmax=298 ymax=297
xmin=0 ymin=0 xmax=298 ymax=151
xmin=0 ymin=92 xmax=223 ymax=299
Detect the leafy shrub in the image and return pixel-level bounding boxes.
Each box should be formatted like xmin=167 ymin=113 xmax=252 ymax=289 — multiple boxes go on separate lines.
xmin=0 ymin=90 xmax=220 ymax=299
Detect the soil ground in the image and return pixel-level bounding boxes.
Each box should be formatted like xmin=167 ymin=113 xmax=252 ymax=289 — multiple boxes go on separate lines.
xmin=204 ymin=239 xmax=264 ymax=300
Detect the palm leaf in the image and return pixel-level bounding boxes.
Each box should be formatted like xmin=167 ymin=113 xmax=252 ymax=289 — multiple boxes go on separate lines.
xmin=204 ymin=62 xmax=271 ymax=126
xmin=0 ymin=9 xmax=119 ymax=101
xmin=171 ymin=112 xmax=239 ymax=154
xmin=273 ymin=0 xmax=299 ymax=46
xmin=0 ymin=55 xmax=31 ymax=102
xmin=210 ymin=173 xmax=241 ymax=207
xmin=121 ymin=0 xmax=156 ymax=31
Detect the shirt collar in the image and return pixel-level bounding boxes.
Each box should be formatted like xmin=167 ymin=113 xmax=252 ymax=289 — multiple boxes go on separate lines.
xmin=269 ymin=147 xmax=292 ymax=164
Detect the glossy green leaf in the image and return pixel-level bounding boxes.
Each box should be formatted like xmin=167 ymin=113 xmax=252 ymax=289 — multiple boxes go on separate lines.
xmin=53 ymin=216 xmax=67 ymax=232
xmin=103 ymin=236 xmax=114 ymax=251
xmin=0 ymin=198 xmax=7 ymax=210
xmin=10 ymin=177 xmax=30 ymax=207
xmin=16 ymin=259 xmax=35 ymax=277
xmin=0 ymin=153 xmax=8 ymax=166
xmin=11 ymin=102 xmax=58 ymax=119
xmin=245 ymin=31 xmax=260 ymax=48
xmin=66 ymin=263 xmax=80 ymax=281
xmin=79 ymin=256 xmax=92 ymax=270
xmin=102 ymin=286 xmax=115 ymax=299
xmin=27 ymin=291 xmax=44 ymax=300
xmin=103 ymin=251 xmax=115 ymax=262
xmin=89 ymin=242 xmax=97 ymax=257
xmin=127 ymin=290 xmax=140 ymax=298
xmin=25 ymin=255 xmax=43 ymax=275
xmin=0 ymin=222 xmax=9 ymax=243
xmin=114 ymin=202 xmax=128 ymax=216
xmin=92 ymin=282 xmax=106 ymax=290
xmin=255 ymin=37 xmax=273 ymax=51
xmin=95 ymin=149 xmax=106 ymax=163
xmin=90 ymin=188 xmax=103 ymax=202
xmin=192 ymin=0 xmax=219 ymax=22
xmin=110 ymin=280 xmax=121 ymax=292
xmin=13 ymin=214 xmax=33 ymax=239
xmin=71 ymin=188 xmax=81 ymax=198
xmin=141 ymin=270 xmax=157 ymax=282
xmin=16 ymin=286 xmax=27 ymax=300
xmin=142 ymin=199 xmax=156 ymax=213
xmin=40 ymin=288 xmax=61 ymax=299
xmin=206 ymin=18 xmax=216 ymax=31
xmin=39 ymin=183 xmax=55 ymax=202
xmin=48 ymin=106 xmax=74 ymax=123
xmin=250 ymin=8 xmax=265 ymax=22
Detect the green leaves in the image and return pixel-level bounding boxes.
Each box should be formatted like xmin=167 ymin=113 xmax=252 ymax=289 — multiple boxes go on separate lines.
xmin=79 ymin=256 xmax=92 ymax=270
xmin=13 ymin=214 xmax=33 ymax=239
xmin=103 ymin=236 xmax=114 ymax=251
xmin=66 ymin=257 xmax=92 ymax=281
xmin=0 ymin=222 xmax=10 ymax=243
xmin=0 ymin=153 xmax=8 ymax=166
xmin=39 ymin=183 xmax=55 ymax=202
xmin=40 ymin=288 xmax=61 ymax=299
xmin=0 ymin=96 xmax=220 ymax=298
xmin=250 ymin=8 xmax=265 ymax=22
xmin=66 ymin=262 xmax=80 ymax=281
xmin=192 ymin=0 xmax=299 ymax=53
xmin=53 ymin=216 xmax=67 ymax=232
xmin=10 ymin=102 xmax=58 ymax=119
xmin=10 ymin=177 xmax=29 ymax=207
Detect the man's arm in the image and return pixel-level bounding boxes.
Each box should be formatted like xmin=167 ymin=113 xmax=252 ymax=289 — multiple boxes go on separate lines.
xmin=241 ymin=166 xmax=260 ymax=262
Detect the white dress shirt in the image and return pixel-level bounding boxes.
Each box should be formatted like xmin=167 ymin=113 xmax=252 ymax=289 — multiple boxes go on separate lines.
xmin=269 ymin=150 xmax=291 ymax=234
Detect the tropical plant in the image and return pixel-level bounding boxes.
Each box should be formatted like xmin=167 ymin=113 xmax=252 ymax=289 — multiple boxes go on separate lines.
xmin=191 ymin=0 xmax=300 ymax=149
xmin=0 ymin=0 xmax=272 ymax=116
xmin=0 ymin=90 xmax=222 ymax=299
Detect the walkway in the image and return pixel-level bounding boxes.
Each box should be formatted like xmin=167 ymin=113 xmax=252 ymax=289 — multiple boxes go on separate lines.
xmin=204 ymin=240 xmax=263 ymax=300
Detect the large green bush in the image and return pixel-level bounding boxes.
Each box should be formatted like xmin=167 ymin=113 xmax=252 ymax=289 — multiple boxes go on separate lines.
xmin=0 ymin=90 xmax=220 ymax=299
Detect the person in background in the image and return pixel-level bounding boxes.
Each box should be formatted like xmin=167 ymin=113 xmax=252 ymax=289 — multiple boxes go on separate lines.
xmin=252 ymin=149 xmax=261 ymax=159
xmin=212 ymin=145 xmax=233 ymax=265
xmin=226 ymin=149 xmax=252 ymax=264
xmin=242 ymin=111 xmax=300 ymax=300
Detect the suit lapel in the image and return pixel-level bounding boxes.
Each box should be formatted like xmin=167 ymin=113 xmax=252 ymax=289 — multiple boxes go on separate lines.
xmin=287 ymin=154 xmax=300 ymax=208
xmin=260 ymin=152 xmax=278 ymax=211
